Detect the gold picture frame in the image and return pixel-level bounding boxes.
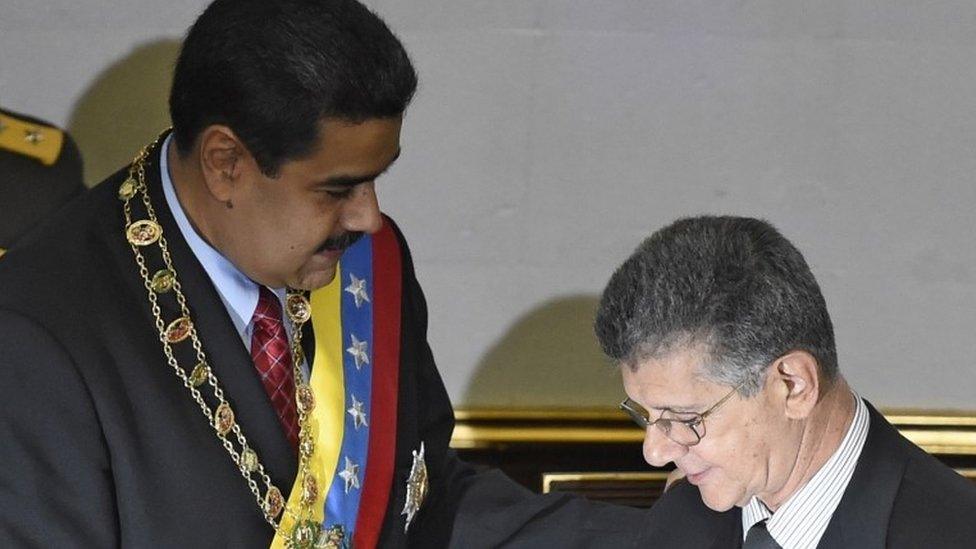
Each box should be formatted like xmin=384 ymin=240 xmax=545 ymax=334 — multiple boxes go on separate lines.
xmin=452 ymin=407 xmax=976 ymax=456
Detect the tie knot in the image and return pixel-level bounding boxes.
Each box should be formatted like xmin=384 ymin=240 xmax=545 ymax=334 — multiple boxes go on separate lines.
xmin=253 ymin=286 xmax=284 ymax=328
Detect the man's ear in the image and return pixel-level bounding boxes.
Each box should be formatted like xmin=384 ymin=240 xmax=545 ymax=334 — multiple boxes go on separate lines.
xmin=197 ymin=125 xmax=248 ymax=203
xmin=772 ymin=350 xmax=820 ymax=420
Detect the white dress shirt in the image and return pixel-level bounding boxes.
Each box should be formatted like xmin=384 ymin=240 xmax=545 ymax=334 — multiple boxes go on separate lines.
xmin=741 ymin=392 xmax=870 ymax=549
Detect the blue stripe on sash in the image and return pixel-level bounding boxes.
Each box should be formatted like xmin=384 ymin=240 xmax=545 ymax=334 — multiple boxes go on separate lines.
xmin=323 ymin=234 xmax=373 ymax=537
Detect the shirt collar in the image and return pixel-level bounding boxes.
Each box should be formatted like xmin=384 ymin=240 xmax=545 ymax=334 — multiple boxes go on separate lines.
xmin=741 ymin=392 xmax=870 ymax=549
xmin=159 ymin=134 xmax=282 ymax=336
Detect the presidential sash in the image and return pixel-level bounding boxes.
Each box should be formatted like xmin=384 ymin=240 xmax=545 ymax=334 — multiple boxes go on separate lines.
xmin=272 ymin=220 xmax=402 ymax=548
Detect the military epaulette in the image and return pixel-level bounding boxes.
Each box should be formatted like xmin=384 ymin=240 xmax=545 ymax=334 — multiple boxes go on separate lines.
xmin=0 ymin=111 xmax=65 ymax=166
xmin=0 ymin=248 xmax=6 ymax=259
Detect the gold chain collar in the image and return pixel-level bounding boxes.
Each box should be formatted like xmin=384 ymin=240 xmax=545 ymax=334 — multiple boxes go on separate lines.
xmin=120 ymin=133 xmax=333 ymax=548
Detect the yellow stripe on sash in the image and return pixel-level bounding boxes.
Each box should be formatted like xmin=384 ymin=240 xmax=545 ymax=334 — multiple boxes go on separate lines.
xmin=271 ymin=266 xmax=346 ymax=547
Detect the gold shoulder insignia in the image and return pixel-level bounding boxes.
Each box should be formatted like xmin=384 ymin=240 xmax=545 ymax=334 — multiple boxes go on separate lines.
xmin=0 ymin=112 xmax=65 ymax=166
xmin=0 ymin=248 xmax=6 ymax=259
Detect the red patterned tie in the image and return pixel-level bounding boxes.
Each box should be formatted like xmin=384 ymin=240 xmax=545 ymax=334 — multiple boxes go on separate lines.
xmin=251 ymin=286 xmax=299 ymax=451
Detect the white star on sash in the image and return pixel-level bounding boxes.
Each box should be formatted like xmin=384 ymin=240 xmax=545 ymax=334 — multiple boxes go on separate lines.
xmin=346 ymin=334 xmax=369 ymax=370
xmin=338 ymin=456 xmax=361 ymax=493
xmin=344 ymin=273 xmax=370 ymax=308
xmin=348 ymin=395 xmax=369 ymax=430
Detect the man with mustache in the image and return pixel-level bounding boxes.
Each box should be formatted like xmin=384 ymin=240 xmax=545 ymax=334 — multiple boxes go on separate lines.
xmin=595 ymin=216 xmax=976 ymax=548
xmin=0 ymin=0 xmax=645 ymax=547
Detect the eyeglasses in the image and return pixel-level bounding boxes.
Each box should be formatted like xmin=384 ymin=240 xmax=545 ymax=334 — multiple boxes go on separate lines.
xmin=619 ymin=381 xmax=745 ymax=447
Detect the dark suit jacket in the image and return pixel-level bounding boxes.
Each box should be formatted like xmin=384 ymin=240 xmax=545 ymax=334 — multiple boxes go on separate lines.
xmin=0 ymin=143 xmax=649 ymax=548
xmin=639 ymin=402 xmax=976 ymax=548
xmin=0 ymin=107 xmax=84 ymax=249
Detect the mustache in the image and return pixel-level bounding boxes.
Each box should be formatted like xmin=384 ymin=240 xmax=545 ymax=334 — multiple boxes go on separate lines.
xmin=317 ymin=231 xmax=364 ymax=253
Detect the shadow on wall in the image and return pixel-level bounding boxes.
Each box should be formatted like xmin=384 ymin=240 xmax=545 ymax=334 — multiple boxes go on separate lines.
xmin=462 ymin=295 xmax=624 ymax=408
xmin=68 ymin=40 xmax=182 ymax=187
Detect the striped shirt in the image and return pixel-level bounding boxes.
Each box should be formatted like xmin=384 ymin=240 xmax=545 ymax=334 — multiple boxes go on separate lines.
xmin=741 ymin=392 xmax=869 ymax=549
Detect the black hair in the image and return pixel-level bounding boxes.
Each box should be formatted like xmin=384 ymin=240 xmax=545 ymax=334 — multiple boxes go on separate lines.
xmin=169 ymin=0 xmax=417 ymax=176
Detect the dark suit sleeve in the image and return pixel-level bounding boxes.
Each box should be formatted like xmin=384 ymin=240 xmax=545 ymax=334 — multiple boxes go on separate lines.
xmin=387 ymin=223 xmax=652 ymax=548
xmin=0 ymin=309 xmax=118 ymax=547
xmin=448 ymin=470 xmax=656 ymax=549
xmin=887 ymin=460 xmax=976 ymax=548
xmin=385 ymin=221 xmax=479 ymax=546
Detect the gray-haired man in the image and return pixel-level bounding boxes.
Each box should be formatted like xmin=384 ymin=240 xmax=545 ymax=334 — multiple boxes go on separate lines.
xmin=595 ymin=216 xmax=976 ymax=548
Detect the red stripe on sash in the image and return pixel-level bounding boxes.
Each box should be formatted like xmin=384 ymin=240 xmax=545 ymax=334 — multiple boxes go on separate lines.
xmin=353 ymin=219 xmax=401 ymax=548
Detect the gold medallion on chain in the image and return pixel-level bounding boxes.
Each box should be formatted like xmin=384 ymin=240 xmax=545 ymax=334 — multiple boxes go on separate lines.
xmin=122 ymin=132 xmax=323 ymax=542
xmin=126 ymin=220 xmax=162 ymax=246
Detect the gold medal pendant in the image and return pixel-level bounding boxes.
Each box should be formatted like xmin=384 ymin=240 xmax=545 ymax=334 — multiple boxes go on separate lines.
xmin=301 ymin=474 xmax=319 ymax=505
xmin=287 ymin=520 xmax=321 ymax=549
xmin=296 ymin=384 xmax=315 ymax=414
xmin=320 ymin=525 xmax=350 ymax=548
xmin=118 ymin=178 xmax=138 ymax=200
xmin=126 ymin=219 xmax=162 ymax=246
xmin=299 ymin=431 xmax=315 ymax=458
xmin=241 ymin=447 xmax=259 ymax=472
xmin=265 ymin=486 xmax=285 ymax=519
xmin=286 ymin=523 xmax=348 ymax=549
xmin=286 ymin=293 xmax=312 ymax=324
xmin=164 ymin=316 xmax=193 ymax=343
xmin=188 ymin=362 xmax=209 ymax=387
xmin=214 ymin=402 xmax=235 ymax=436
xmin=285 ymin=522 xmax=349 ymax=549
xmin=151 ymin=269 xmax=176 ymax=293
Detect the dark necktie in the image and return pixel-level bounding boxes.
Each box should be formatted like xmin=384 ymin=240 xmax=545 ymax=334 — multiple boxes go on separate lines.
xmin=251 ymin=286 xmax=299 ymax=451
xmin=743 ymin=520 xmax=781 ymax=549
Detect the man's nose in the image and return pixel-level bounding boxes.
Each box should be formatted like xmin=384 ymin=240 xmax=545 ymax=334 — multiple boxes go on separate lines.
xmin=341 ymin=182 xmax=383 ymax=234
xmin=642 ymin=424 xmax=687 ymax=467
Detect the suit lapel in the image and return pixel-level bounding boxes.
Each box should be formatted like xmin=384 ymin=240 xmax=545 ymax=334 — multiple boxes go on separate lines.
xmin=817 ymin=402 xmax=906 ymax=548
xmin=109 ymin=139 xmax=298 ymax=492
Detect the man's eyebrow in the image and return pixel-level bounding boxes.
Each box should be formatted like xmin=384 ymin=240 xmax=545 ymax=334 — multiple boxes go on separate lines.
xmin=318 ymin=148 xmax=401 ymax=188
xmin=647 ymin=403 xmax=702 ymax=414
